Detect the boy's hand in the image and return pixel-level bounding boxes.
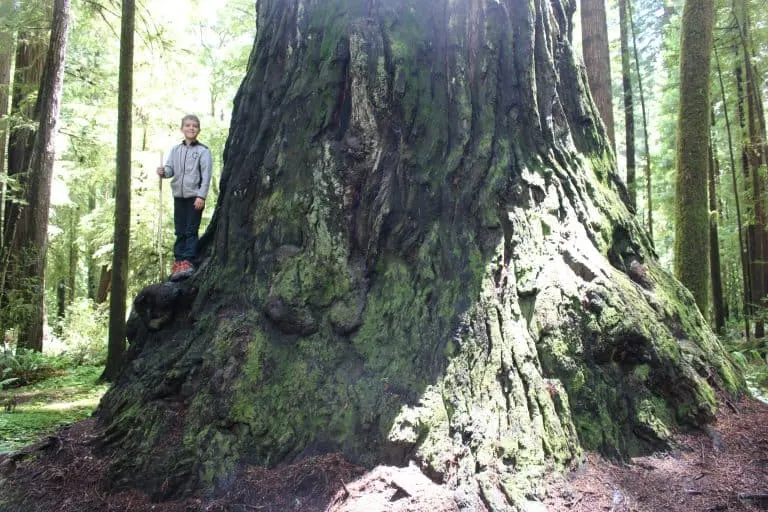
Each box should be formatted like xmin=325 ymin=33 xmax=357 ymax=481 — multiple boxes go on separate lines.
xmin=194 ymin=197 xmax=205 ymax=210
xmin=156 ymin=166 xmax=165 ymax=177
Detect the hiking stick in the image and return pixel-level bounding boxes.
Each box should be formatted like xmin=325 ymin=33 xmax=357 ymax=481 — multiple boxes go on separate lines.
xmin=158 ymin=151 xmax=164 ymax=278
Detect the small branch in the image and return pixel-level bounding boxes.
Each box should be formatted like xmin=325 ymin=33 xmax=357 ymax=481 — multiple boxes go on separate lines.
xmin=633 ymin=460 xmax=657 ymax=471
xmin=339 ymin=477 xmax=350 ymax=497
xmin=737 ymin=493 xmax=768 ymax=501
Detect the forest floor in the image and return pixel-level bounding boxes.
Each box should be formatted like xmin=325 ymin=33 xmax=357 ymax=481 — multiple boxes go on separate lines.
xmin=0 ymin=394 xmax=766 ymax=511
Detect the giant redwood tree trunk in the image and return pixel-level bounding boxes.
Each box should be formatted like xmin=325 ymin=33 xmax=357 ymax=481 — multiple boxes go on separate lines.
xmin=98 ymin=0 xmax=739 ymax=509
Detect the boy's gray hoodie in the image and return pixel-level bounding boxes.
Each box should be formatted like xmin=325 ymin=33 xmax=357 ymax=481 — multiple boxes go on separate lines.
xmin=162 ymin=141 xmax=213 ymax=199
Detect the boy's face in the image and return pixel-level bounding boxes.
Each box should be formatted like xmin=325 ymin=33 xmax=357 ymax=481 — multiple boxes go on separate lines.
xmin=181 ymin=119 xmax=200 ymax=141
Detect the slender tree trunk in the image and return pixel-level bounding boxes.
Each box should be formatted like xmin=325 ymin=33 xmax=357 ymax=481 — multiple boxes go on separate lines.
xmin=87 ymin=187 xmax=97 ymax=301
xmin=96 ymin=265 xmax=111 ymax=304
xmin=102 ymin=0 xmax=135 ymax=381
xmin=56 ymin=280 xmax=65 ymax=321
xmin=0 ymin=0 xmax=15 ymax=238
xmin=715 ymin=44 xmax=750 ymax=341
xmin=96 ymin=1 xmax=740 ymax=506
xmin=734 ymin=50 xmax=756 ymax=333
xmin=11 ymin=0 xmax=70 ymax=351
xmin=618 ymin=0 xmax=635 ymax=211
xmin=68 ymin=207 xmax=77 ymax=303
xmin=708 ymin=139 xmax=724 ymax=332
xmin=628 ymin=0 xmax=653 ymax=242
xmin=0 ymin=0 xmax=15 ymax=341
xmin=734 ymin=0 xmax=767 ymax=339
xmin=674 ymin=0 xmax=715 ymax=316
xmin=580 ymin=0 xmax=615 ymax=148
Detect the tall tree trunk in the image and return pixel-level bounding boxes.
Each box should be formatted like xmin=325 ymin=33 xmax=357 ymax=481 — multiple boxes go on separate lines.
xmin=4 ymin=22 xmax=50 ymax=251
xmin=628 ymin=0 xmax=653 ymax=243
xmin=67 ymin=207 xmax=77 ymax=303
xmin=102 ymin=0 xmax=135 ymax=381
xmin=11 ymin=0 xmax=70 ymax=351
xmin=618 ymin=0 xmax=635 ymax=211
xmin=734 ymin=0 xmax=767 ymax=339
xmin=708 ymin=139 xmax=725 ymax=332
xmin=86 ymin=187 xmax=97 ymax=301
xmin=0 ymin=0 xmax=15 ymax=342
xmin=0 ymin=0 xmax=15 ymax=235
xmin=97 ymin=1 xmax=740 ymax=506
xmin=580 ymin=0 xmax=615 ymax=148
xmin=715 ymin=45 xmax=750 ymax=340
xmin=673 ymin=0 xmax=715 ymax=317
xmin=0 ymin=6 xmax=49 ymax=342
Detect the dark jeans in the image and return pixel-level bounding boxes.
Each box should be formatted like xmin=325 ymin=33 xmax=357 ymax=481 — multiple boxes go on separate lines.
xmin=173 ymin=197 xmax=203 ymax=262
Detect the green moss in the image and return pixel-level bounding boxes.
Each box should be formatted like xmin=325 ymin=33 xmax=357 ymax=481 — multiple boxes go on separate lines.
xmin=676 ymin=378 xmax=716 ymax=423
xmin=384 ymin=5 xmax=425 ymax=64
xmin=270 ymin=244 xmax=351 ymax=309
xmin=197 ymin=430 xmax=238 ymax=490
xmin=635 ymin=395 xmax=673 ymax=440
xmin=540 ymin=219 xmax=552 ymax=236
xmin=228 ymin=333 xmax=267 ymax=424
xmin=633 ymin=364 xmax=651 ymax=382
xmin=573 ymin=405 xmax=619 ymax=452
xmin=569 ymin=371 xmax=586 ymax=393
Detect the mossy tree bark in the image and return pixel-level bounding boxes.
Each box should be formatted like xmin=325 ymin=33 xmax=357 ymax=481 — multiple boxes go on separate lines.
xmin=98 ymin=0 xmax=740 ymax=509
xmin=673 ymin=0 xmax=714 ymax=318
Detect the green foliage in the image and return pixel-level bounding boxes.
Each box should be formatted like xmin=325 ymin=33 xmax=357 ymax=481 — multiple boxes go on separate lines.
xmin=720 ymin=323 xmax=768 ymax=397
xmin=0 ymin=349 xmax=63 ymax=387
xmin=0 ymin=365 xmax=108 ymax=453
xmin=0 ymin=378 xmax=19 ymax=390
xmin=1 ymin=296 xmax=107 ymax=386
xmin=52 ymin=298 xmax=109 ymax=366
xmin=0 ymin=274 xmax=40 ymax=334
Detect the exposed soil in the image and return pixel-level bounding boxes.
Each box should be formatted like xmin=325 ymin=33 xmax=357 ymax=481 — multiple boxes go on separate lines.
xmin=0 ymin=395 xmax=766 ymax=511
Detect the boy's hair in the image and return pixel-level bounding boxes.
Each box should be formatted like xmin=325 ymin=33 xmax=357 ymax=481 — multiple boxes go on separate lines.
xmin=180 ymin=114 xmax=201 ymax=128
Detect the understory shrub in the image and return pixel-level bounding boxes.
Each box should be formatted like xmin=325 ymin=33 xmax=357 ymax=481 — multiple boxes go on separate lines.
xmin=52 ymin=298 xmax=108 ymax=366
xmin=0 ymin=349 xmax=63 ymax=386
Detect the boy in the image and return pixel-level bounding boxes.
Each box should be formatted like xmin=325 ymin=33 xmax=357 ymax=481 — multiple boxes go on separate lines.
xmin=156 ymin=114 xmax=213 ymax=275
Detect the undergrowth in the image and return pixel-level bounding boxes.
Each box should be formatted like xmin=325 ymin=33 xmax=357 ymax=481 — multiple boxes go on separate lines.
xmin=721 ymin=323 xmax=768 ymax=401
xmin=0 ymin=365 xmax=108 ymax=453
xmin=0 ymin=299 xmax=110 ymax=454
